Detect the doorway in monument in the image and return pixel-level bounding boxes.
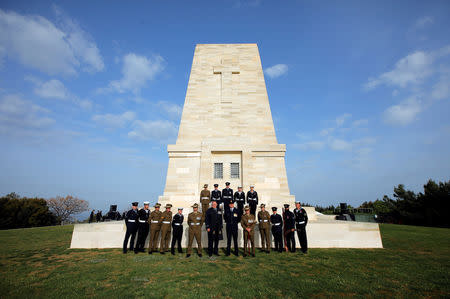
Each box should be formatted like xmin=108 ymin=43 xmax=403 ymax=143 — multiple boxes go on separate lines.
xmin=210 ymin=151 xmax=242 ymax=190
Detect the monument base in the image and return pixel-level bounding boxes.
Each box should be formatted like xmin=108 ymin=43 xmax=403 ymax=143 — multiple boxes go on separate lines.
xmin=70 ymin=211 xmax=383 ymax=249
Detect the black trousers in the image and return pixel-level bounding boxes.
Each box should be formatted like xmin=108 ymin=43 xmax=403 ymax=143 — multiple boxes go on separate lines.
xmin=286 ymin=230 xmax=296 ymax=252
xmin=123 ymin=223 xmax=138 ymax=252
xmin=208 ymin=228 xmax=220 ymax=255
xmin=171 ymin=227 xmax=183 ymax=253
xmin=236 ymin=202 xmax=244 ymax=216
xmin=135 ymin=222 xmax=149 ymax=251
xmin=296 ymin=225 xmax=308 ymax=253
xmin=272 ymin=228 xmax=283 ymax=252
xmin=249 ymin=203 xmax=257 ymax=215
xmin=226 ymin=225 xmax=238 ymax=255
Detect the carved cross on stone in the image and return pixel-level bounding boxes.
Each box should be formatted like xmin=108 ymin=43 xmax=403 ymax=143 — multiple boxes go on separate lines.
xmin=213 ymin=60 xmax=240 ymax=103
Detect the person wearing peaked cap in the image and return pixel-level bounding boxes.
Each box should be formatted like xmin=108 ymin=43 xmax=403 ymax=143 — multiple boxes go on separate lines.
xmin=294 ymin=202 xmax=308 ymax=254
xmin=211 ymin=184 xmax=222 ymax=207
xmin=246 ymin=185 xmax=258 ymax=216
xmin=241 ymin=206 xmax=256 ymax=257
xmin=200 ymin=183 xmax=211 ymax=221
xmin=171 ymin=207 xmax=184 ymax=255
xmin=135 ymin=201 xmax=151 ymax=253
xmin=159 ymin=204 xmax=173 ymax=254
xmin=123 ymin=202 xmax=139 ymax=254
xmin=222 ymin=182 xmax=233 ymax=214
xmin=258 ymin=204 xmax=271 ymax=253
xmin=224 ymin=201 xmax=239 ymax=256
xmin=148 ymin=203 xmax=162 ymax=254
xmin=234 ymin=186 xmax=245 ymax=218
xmin=283 ymin=204 xmax=296 ymax=253
xmin=270 ymin=207 xmax=283 ymax=252
xmin=187 ymin=203 xmax=203 ymax=258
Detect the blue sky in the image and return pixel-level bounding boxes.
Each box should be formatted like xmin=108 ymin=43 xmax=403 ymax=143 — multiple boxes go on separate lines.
xmin=1 ymin=0 xmax=449 ymax=215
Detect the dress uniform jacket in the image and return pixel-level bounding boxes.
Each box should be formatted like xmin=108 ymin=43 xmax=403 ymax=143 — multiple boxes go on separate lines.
xmin=187 ymin=211 xmax=203 ymax=255
xmin=211 ymin=189 xmax=222 ymax=205
xmin=258 ymin=210 xmax=271 ymax=252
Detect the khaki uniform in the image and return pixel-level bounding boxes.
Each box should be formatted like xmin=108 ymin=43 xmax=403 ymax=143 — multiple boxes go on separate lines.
xmin=200 ymin=189 xmax=211 ymax=219
xmin=241 ymin=213 xmax=256 ymax=255
xmin=160 ymin=211 xmax=173 ymax=252
xmin=258 ymin=210 xmax=271 ymax=252
xmin=148 ymin=210 xmax=162 ymax=252
xmin=187 ymin=211 xmax=203 ymax=254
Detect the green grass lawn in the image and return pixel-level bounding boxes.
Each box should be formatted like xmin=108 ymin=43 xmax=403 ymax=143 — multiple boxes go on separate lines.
xmin=0 ymin=224 xmax=449 ymax=298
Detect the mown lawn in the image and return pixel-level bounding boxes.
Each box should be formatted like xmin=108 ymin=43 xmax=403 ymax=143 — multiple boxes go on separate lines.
xmin=0 ymin=224 xmax=449 ymax=298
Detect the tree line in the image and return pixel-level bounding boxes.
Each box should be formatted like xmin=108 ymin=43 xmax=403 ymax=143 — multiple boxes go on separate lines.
xmin=0 ymin=193 xmax=89 ymax=230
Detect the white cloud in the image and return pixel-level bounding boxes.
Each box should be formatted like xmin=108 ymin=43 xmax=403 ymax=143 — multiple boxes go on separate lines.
xmin=293 ymin=141 xmax=325 ymax=151
xmin=92 ymin=111 xmax=136 ymax=128
xmin=0 ymin=94 xmax=54 ymax=133
xmin=431 ymin=74 xmax=450 ymax=100
xmin=128 ymin=119 xmax=178 ymax=142
xmin=329 ymin=138 xmax=352 ymax=151
xmin=34 ymin=79 xmax=69 ymax=100
xmin=264 ymin=64 xmax=288 ymax=79
xmin=0 ymin=8 xmax=103 ymax=75
xmin=156 ymin=101 xmax=182 ymax=120
xmin=364 ymin=51 xmax=433 ymax=90
xmin=383 ymin=97 xmax=422 ymax=126
xmin=352 ymin=119 xmax=369 ymax=127
xmin=104 ymin=53 xmax=165 ymax=94
xmin=415 ymin=16 xmax=434 ymax=29
xmin=320 ymin=127 xmax=335 ymax=136
xmin=336 ymin=113 xmax=351 ymax=126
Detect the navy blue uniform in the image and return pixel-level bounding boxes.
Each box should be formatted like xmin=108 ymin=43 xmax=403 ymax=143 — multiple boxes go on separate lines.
xmin=294 ymin=208 xmax=308 ymax=253
xmin=123 ymin=209 xmax=139 ymax=253
xmin=233 ymin=191 xmax=245 ymax=216
xmin=205 ymin=207 xmax=223 ymax=256
xmin=222 ymin=187 xmax=234 ymax=213
xmin=211 ymin=189 xmax=222 ymax=206
xmin=284 ymin=210 xmax=296 ymax=252
xmin=246 ymin=191 xmax=258 ymax=215
xmin=171 ymin=213 xmax=184 ymax=254
xmin=270 ymin=213 xmax=283 ymax=252
xmin=135 ymin=208 xmax=150 ymax=252
xmin=224 ymin=207 xmax=240 ymax=256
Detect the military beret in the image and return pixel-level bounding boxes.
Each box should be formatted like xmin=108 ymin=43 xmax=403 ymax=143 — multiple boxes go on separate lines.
xmin=132 ymin=202 xmax=138 ymax=206
xmin=165 ymin=204 xmax=172 ymax=208
xmin=260 ymin=203 xmax=265 ymax=208
xmin=284 ymin=204 xmax=290 ymax=208
xmin=204 ymin=184 xmax=208 ymax=188
xmin=272 ymin=207 xmax=277 ymax=211
xmin=214 ymin=184 xmax=219 ymax=187
xmin=192 ymin=203 xmax=199 ymax=208
xmin=225 ymin=182 xmax=230 ymax=186
xmin=143 ymin=201 xmax=150 ymax=205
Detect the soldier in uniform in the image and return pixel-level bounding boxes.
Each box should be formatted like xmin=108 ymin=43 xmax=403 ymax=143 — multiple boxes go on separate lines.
xmin=200 ymin=184 xmax=211 ymax=220
xmin=233 ymin=186 xmax=245 ymax=218
xmin=171 ymin=207 xmax=184 ymax=255
xmin=258 ymin=203 xmax=271 ymax=253
xmin=246 ymin=185 xmax=258 ymax=215
xmin=148 ymin=203 xmax=162 ymax=254
xmin=135 ymin=201 xmax=150 ymax=253
xmin=159 ymin=204 xmax=173 ymax=254
xmin=186 ymin=203 xmax=203 ymax=258
xmin=283 ymin=204 xmax=296 ymax=252
xmin=241 ymin=206 xmax=256 ymax=257
xmin=224 ymin=200 xmax=239 ymax=256
xmin=222 ymin=182 xmax=233 ymax=214
xmin=294 ymin=201 xmax=308 ymax=254
xmin=205 ymin=200 xmax=223 ymax=257
xmin=270 ymin=207 xmax=283 ymax=252
xmin=211 ymin=184 xmax=222 ymax=206
xmin=123 ymin=202 xmax=139 ymax=254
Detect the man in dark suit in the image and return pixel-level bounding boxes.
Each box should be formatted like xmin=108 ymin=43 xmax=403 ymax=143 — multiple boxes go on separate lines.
xmin=205 ymin=200 xmax=223 ymax=257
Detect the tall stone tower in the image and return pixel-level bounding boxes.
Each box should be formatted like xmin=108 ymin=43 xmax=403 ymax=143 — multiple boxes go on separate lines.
xmin=158 ymin=44 xmax=295 ymax=210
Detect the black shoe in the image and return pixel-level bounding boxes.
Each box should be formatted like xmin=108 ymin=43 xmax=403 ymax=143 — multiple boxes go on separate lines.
xmin=160 ymin=252 xmax=165 ymax=255
xmin=266 ymin=251 xmax=270 ymax=254
xmin=139 ymin=249 xmax=145 ymax=252
xmin=186 ymin=254 xmax=191 ymax=258
xmin=234 ymin=251 xmax=238 ymax=256
xmin=123 ymin=250 xmax=127 ymax=254
xmin=134 ymin=251 xmax=138 ymax=254
xmin=252 ymin=253 xmax=255 ymax=257
xmin=171 ymin=251 xmax=175 ymax=255
xmin=178 ymin=250 xmax=183 ymax=254
xmin=225 ymin=253 xmax=230 ymax=256
xmin=209 ymin=254 xmax=212 ymax=257
xmin=148 ymin=251 xmax=152 ymax=254
xmin=198 ymin=254 xmax=202 ymax=258
xmin=243 ymin=253 xmax=247 ymax=257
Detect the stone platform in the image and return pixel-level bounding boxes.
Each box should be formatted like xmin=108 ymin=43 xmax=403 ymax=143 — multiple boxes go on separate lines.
xmin=70 ymin=212 xmax=383 ymax=249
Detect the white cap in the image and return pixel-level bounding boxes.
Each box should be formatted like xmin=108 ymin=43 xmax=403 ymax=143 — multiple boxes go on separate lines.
xmin=178 ymin=207 xmax=183 ymax=210
xmin=143 ymin=201 xmax=150 ymax=205
xmin=250 ymin=185 xmax=255 ymax=188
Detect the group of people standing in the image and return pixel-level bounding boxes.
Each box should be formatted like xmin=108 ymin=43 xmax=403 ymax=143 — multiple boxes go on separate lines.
xmin=122 ymin=183 xmax=308 ymax=257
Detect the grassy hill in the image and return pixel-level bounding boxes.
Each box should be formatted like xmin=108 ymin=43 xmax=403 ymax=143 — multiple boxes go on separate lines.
xmin=0 ymin=224 xmax=449 ymax=298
